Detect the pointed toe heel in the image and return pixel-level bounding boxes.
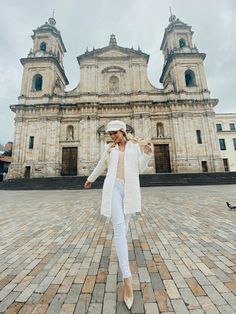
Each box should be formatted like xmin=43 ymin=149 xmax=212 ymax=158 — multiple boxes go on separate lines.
xmin=124 ymin=295 xmax=134 ymax=310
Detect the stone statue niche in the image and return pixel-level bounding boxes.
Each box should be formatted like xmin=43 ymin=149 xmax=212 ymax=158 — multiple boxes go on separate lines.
xmin=66 ymin=125 xmax=74 ymax=141
xmin=157 ymin=123 xmax=164 ymax=138
xmin=109 ymin=75 xmax=119 ymax=94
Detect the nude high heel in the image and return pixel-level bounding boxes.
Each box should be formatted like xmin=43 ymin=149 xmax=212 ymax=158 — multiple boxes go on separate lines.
xmin=123 ymin=277 xmax=134 ymax=310
xmin=124 ymin=294 xmax=134 ymax=310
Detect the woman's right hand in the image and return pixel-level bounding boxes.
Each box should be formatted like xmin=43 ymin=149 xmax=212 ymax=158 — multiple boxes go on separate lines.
xmin=84 ymin=180 xmax=92 ymax=189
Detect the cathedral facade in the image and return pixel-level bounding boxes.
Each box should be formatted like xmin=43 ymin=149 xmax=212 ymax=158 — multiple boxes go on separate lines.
xmin=7 ymin=14 xmax=225 ymax=179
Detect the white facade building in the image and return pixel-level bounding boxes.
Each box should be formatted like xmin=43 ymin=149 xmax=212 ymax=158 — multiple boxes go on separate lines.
xmin=215 ymin=114 xmax=236 ymax=171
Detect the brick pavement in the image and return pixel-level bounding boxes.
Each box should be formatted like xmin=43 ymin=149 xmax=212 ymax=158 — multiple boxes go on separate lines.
xmin=0 ymin=185 xmax=235 ymax=313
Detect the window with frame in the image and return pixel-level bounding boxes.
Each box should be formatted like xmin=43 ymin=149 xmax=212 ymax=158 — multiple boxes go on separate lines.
xmin=233 ymin=138 xmax=236 ymax=150
xmin=219 ymin=138 xmax=226 ymax=150
xmin=33 ymin=74 xmax=43 ymax=91
xmin=179 ymin=38 xmax=186 ymax=48
xmin=229 ymin=123 xmax=235 ymax=131
xmin=196 ymin=130 xmax=202 ymax=144
xmin=185 ymin=69 xmax=196 ymax=87
xmin=40 ymin=42 xmax=46 ymax=52
xmin=29 ymin=136 xmax=34 ymax=149
xmin=216 ymin=123 xmax=222 ymax=132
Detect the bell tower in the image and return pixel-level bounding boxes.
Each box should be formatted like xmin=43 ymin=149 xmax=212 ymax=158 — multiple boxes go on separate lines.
xmin=160 ymin=12 xmax=209 ymax=97
xmin=19 ymin=16 xmax=69 ymax=101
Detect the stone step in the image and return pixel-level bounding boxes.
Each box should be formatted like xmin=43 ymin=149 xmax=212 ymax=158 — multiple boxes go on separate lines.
xmin=1 ymin=172 xmax=236 ymax=190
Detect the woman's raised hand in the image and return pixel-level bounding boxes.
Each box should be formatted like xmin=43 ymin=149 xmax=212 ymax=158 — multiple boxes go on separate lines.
xmin=84 ymin=180 xmax=92 ymax=189
xmin=143 ymin=142 xmax=153 ymax=155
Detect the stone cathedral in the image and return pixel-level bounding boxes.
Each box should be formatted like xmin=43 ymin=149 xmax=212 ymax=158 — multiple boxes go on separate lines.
xmin=7 ymin=14 xmax=224 ymax=179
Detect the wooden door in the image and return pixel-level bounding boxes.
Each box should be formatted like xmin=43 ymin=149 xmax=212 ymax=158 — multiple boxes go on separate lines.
xmin=24 ymin=166 xmax=31 ymax=178
xmin=154 ymin=144 xmax=171 ymax=173
xmin=61 ymin=147 xmax=77 ymax=176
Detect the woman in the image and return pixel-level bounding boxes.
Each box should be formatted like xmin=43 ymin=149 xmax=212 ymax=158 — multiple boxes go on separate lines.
xmin=84 ymin=120 xmax=153 ymax=309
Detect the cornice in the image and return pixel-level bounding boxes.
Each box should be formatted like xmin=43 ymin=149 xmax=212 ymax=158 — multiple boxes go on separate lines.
xmin=20 ymin=56 xmax=69 ymax=85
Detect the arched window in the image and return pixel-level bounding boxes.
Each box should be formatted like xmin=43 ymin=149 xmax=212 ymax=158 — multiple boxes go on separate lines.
xmin=66 ymin=125 xmax=74 ymax=141
xmin=156 ymin=123 xmax=164 ymax=138
xmin=109 ymin=76 xmax=119 ymax=93
xmin=33 ymin=74 xmax=43 ymax=91
xmin=185 ymin=70 xmax=196 ymax=87
xmin=179 ymin=38 xmax=186 ymax=48
xmin=40 ymin=42 xmax=46 ymax=52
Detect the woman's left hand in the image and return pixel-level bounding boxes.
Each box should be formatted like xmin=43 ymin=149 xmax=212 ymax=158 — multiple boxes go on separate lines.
xmin=143 ymin=142 xmax=153 ymax=155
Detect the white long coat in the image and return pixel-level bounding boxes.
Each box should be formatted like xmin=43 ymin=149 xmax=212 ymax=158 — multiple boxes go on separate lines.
xmin=87 ymin=141 xmax=151 ymax=218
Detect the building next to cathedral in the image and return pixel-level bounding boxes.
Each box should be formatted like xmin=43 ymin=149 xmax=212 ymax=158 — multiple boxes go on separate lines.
xmin=8 ymin=13 xmax=234 ymax=180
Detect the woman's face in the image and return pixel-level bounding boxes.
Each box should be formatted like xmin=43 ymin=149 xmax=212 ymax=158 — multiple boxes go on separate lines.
xmin=109 ymin=130 xmax=125 ymax=144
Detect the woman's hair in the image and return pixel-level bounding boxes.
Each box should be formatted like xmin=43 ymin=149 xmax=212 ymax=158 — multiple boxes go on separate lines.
xmin=104 ymin=129 xmax=153 ymax=167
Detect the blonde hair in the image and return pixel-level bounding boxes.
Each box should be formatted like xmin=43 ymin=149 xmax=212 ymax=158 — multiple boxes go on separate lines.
xmin=104 ymin=130 xmax=153 ymax=167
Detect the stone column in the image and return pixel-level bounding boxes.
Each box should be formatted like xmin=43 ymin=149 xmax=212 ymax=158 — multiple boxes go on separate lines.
xmin=142 ymin=113 xmax=151 ymax=140
xmin=38 ymin=117 xmax=47 ymax=162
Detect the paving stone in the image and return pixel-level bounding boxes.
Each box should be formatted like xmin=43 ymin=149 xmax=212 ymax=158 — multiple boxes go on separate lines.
xmin=197 ymin=296 xmax=220 ymax=313
xmin=64 ymin=283 xmax=82 ymax=304
xmin=171 ymin=272 xmax=188 ymax=288
xmin=221 ymin=291 xmax=236 ymax=305
xmin=18 ymin=304 xmax=35 ymax=314
xmin=155 ymin=288 xmax=173 ymax=312
xmin=207 ymin=276 xmax=230 ymax=293
xmin=150 ymin=272 xmax=165 ymax=290
xmin=59 ymin=303 xmax=76 ymax=314
xmin=225 ymin=281 xmax=236 ymax=294
xmin=141 ymin=282 xmax=156 ymax=302
xmin=0 ymin=291 xmax=20 ymax=312
xmin=186 ymin=278 xmax=206 ymax=296
xmin=15 ymin=283 xmax=38 ymax=302
xmin=0 ymin=282 xmax=17 ymax=301
xmin=138 ymin=267 xmax=151 ymax=282
xmin=86 ymin=303 xmax=102 ymax=314
xmin=4 ymin=302 xmax=24 ymax=314
xmin=25 ymin=292 xmax=42 ymax=304
xmin=131 ymin=291 xmax=144 ymax=313
xmin=45 ymin=293 xmax=67 ymax=314
xmin=217 ymin=304 xmax=236 ymax=313
xmin=157 ymin=263 xmax=172 ymax=280
xmin=74 ymin=293 xmax=91 ymax=314
xmin=179 ymin=287 xmax=200 ymax=310
xmin=192 ymin=270 xmax=211 ymax=286
xmin=164 ymin=279 xmax=181 ymax=299
xmin=202 ymin=285 xmax=227 ymax=306
xmin=39 ymin=284 xmax=59 ymax=304
xmin=144 ymin=302 xmax=160 ymax=314
xmin=189 ymin=310 xmax=204 ymax=314
xmin=102 ymin=292 xmax=116 ymax=314
xmin=82 ymin=275 xmax=96 ymax=293
xmin=105 ymin=274 xmax=117 ymax=292
xmin=171 ymin=299 xmax=189 ymax=313
xmin=57 ymin=276 xmax=75 ymax=293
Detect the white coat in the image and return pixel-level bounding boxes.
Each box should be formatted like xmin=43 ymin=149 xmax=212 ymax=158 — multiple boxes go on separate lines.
xmin=87 ymin=140 xmax=151 ymax=218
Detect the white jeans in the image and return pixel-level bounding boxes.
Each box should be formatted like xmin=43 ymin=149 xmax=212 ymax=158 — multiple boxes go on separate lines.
xmin=111 ymin=178 xmax=132 ymax=279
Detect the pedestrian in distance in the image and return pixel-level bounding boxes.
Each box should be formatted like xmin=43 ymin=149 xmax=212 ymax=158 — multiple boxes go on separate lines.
xmin=84 ymin=120 xmax=153 ymax=309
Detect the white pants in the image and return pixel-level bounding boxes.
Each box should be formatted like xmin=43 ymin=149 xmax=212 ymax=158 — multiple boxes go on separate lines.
xmin=111 ymin=178 xmax=132 ymax=279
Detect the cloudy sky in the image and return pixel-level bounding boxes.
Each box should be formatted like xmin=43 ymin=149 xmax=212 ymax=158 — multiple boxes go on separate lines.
xmin=0 ymin=0 xmax=236 ymax=145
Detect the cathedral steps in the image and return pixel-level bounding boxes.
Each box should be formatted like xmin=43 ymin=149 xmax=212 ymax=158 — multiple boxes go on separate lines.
xmin=1 ymin=172 xmax=236 ymax=190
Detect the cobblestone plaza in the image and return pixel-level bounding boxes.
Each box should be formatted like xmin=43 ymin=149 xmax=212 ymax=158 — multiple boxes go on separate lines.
xmin=0 ymin=185 xmax=236 ymax=313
